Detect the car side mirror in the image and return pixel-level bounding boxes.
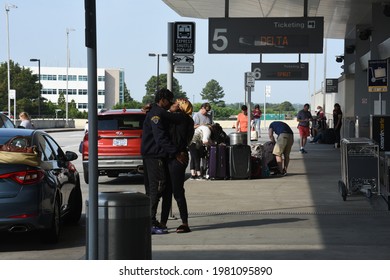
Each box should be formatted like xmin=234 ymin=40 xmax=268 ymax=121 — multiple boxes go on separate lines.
xmin=65 ymin=151 xmax=78 ymax=161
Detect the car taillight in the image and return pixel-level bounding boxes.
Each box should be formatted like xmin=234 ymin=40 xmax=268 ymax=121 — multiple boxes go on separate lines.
xmin=8 ymin=213 xmax=37 ymax=219
xmin=0 ymin=170 xmax=45 ymax=185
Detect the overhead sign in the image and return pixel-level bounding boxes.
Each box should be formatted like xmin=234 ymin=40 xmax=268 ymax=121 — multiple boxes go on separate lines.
xmin=251 ymin=63 xmax=309 ymax=80
xmin=209 ymin=17 xmax=323 ymax=54
xmin=368 ymin=60 xmax=388 ymax=92
xmin=174 ymin=22 xmax=195 ymax=54
xmin=326 ymin=78 xmax=339 ymax=93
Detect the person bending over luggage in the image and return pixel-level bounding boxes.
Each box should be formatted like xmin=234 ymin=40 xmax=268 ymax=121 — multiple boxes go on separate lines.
xmin=268 ymin=121 xmax=294 ymax=176
xmin=189 ymin=124 xmax=213 ymax=180
xmin=168 ymin=99 xmax=195 ymax=233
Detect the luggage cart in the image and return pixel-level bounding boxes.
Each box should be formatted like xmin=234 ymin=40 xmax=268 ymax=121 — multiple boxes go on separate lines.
xmin=338 ymin=138 xmax=380 ymax=201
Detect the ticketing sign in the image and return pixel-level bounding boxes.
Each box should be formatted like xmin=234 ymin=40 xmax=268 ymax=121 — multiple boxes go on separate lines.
xmin=209 ymin=17 xmax=323 ymax=54
xmin=251 ymin=63 xmax=309 ymax=80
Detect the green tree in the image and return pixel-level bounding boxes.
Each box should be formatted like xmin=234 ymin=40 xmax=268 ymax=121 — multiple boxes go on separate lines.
xmin=123 ymin=82 xmax=133 ymax=103
xmin=200 ymin=79 xmax=225 ymax=105
xmin=0 ymin=60 xmax=40 ymax=114
xmin=143 ymin=74 xmax=187 ymax=104
xmin=279 ymin=101 xmax=295 ymax=112
xmin=113 ymin=100 xmax=143 ymax=109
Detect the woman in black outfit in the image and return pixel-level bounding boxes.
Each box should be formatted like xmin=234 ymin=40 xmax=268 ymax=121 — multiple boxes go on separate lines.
xmin=333 ymin=103 xmax=343 ymax=148
xmin=167 ymin=99 xmax=195 ymax=233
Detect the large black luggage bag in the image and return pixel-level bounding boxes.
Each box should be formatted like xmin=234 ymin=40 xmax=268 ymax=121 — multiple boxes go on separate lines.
xmin=262 ymin=141 xmax=279 ymax=175
xmin=208 ymin=145 xmax=228 ymax=180
xmin=227 ymin=145 xmax=251 ymax=179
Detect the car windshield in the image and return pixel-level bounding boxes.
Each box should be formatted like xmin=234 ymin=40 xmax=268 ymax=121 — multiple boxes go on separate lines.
xmin=98 ymin=114 xmax=145 ymax=130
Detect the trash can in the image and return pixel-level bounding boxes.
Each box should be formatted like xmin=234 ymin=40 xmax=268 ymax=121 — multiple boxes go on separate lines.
xmin=87 ymin=191 xmax=151 ymax=260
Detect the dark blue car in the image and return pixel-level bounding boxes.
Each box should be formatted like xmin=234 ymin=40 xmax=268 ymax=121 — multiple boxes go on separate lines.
xmin=0 ymin=128 xmax=82 ymax=243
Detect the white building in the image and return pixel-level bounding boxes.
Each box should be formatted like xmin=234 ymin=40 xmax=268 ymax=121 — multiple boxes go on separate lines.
xmin=28 ymin=66 xmax=125 ymax=112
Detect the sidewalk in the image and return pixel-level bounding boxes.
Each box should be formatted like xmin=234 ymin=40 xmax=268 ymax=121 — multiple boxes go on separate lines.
xmin=152 ymin=129 xmax=390 ymax=260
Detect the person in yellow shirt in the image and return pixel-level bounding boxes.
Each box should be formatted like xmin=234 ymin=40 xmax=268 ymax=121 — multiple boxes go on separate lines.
xmin=236 ymin=105 xmax=248 ymax=132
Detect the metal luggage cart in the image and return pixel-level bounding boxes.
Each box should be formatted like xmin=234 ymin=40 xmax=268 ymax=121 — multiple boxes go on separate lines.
xmin=338 ymin=138 xmax=380 ymax=201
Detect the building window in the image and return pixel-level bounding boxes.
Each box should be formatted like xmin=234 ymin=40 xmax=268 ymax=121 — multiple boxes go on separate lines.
xmin=41 ymin=74 xmax=57 ymax=81
xmin=78 ymin=75 xmax=88 ymax=81
xmin=98 ymin=76 xmax=105 ymax=82
xmin=78 ymin=103 xmax=88 ymax=109
xmin=78 ymin=89 xmax=88 ymax=95
xmin=59 ymin=89 xmax=77 ymax=95
xmin=98 ymin=90 xmax=105 ymax=96
xmin=98 ymin=103 xmax=104 ymax=109
xmin=41 ymin=88 xmax=57 ymax=95
xmin=57 ymin=75 xmax=77 ymax=81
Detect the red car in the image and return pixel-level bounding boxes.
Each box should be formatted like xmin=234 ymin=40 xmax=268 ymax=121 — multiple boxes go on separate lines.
xmin=81 ymin=109 xmax=145 ymax=184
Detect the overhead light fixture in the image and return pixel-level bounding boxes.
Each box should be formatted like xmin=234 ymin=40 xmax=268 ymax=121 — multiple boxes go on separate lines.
xmin=335 ymin=56 xmax=344 ymax=63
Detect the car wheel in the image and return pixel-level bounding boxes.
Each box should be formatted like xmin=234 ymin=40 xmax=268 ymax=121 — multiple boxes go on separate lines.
xmin=64 ymin=185 xmax=82 ymax=224
xmin=41 ymin=199 xmax=61 ymax=243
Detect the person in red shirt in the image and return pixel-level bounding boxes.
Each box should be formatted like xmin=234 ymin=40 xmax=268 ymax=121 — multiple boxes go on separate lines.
xmin=236 ymin=105 xmax=249 ymax=132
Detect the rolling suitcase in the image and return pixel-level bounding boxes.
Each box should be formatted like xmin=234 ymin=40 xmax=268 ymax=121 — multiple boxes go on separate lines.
xmin=250 ymin=156 xmax=262 ymax=179
xmin=262 ymin=141 xmax=279 ymax=175
xmin=208 ymin=145 xmax=228 ymax=180
xmin=227 ymin=145 xmax=251 ymax=179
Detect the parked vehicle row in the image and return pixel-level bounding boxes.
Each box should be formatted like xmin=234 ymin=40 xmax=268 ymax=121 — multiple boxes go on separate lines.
xmin=81 ymin=108 xmax=145 ymax=184
xmin=0 ymin=125 xmax=82 ymax=243
xmin=1 ymin=108 xmax=146 ymax=243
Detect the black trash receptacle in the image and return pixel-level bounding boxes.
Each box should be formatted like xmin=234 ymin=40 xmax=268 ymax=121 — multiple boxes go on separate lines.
xmin=88 ymin=191 xmax=151 ymax=260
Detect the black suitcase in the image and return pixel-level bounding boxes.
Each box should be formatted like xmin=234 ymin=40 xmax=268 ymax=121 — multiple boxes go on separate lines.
xmin=227 ymin=145 xmax=251 ymax=179
xmin=250 ymin=156 xmax=262 ymax=179
xmin=262 ymin=141 xmax=279 ymax=175
xmin=208 ymin=145 xmax=228 ymax=179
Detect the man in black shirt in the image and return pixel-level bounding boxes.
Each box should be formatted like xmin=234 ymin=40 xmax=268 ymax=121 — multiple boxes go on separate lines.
xmin=141 ymin=89 xmax=187 ymax=234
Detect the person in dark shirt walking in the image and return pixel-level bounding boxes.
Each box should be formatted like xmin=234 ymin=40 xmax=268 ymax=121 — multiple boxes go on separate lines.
xmin=141 ymin=89 xmax=187 ymax=234
xmin=296 ymin=103 xmax=313 ymax=153
xmin=333 ymin=103 xmax=343 ymax=148
xmin=268 ymin=121 xmax=294 ymax=176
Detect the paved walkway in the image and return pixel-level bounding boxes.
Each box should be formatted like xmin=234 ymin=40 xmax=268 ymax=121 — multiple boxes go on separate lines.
xmin=152 ymin=128 xmax=390 ymax=259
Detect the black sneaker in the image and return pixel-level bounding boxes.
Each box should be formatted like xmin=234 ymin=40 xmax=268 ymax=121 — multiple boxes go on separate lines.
xmin=300 ymin=148 xmax=308 ymax=154
xmin=190 ymin=175 xmax=196 ymax=180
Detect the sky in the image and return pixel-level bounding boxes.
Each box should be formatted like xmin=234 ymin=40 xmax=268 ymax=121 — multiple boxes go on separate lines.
xmin=0 ymin=0 xmax=344 ymax=105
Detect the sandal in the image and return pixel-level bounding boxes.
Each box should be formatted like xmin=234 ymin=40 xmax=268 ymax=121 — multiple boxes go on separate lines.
xmin=176 ymin=224 xmax=191 ymax=233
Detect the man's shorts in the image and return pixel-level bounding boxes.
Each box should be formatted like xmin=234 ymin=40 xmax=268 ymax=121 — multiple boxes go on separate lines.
xmin=273 ymin=133 xmax=294 ymax=156
xmin=298 ymin=125 xmax=310 ymax=138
